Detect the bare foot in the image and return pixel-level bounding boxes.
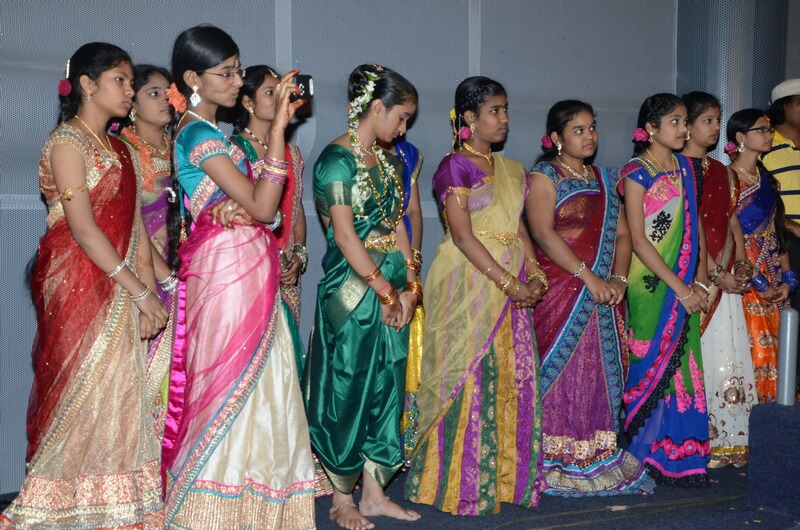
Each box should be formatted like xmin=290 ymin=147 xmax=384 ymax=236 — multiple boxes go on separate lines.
xmin=359 ymin=495 xmax=421 ymax=521
xmin=330 ymin=502 xmax=375 ymax=530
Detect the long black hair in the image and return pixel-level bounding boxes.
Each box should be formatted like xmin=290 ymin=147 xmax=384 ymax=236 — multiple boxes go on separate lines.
xmin=166 ymin=25 xmax=239 ymax=270
xmin=536 ymin=99 xmax=594 ymax=163
xmin=632 ymin=93 xmax=682 ymax=156
xmin=348 ymin=64 xmax=418 ymax=121
xmin=452 ymin=76 xmax=506 ymax=149
xmin=727 ymin=108 xmax=787 ymax=253
xmin=682 ymin=91 xmax=721 ymax=125
xmin=57 ymin=42 xmax=131 ymax=124
xmin=231 ymin=65 xmax=280 ymax=134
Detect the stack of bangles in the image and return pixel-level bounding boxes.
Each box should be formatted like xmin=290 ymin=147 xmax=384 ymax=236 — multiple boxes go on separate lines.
xmin=526 ymin=269 xmax=548 ymax=293
xmin=750 ymin=273 xmax=770 ymax=293
xmin=291 ymin=243 xmax=308 ymax=273
xmin=782 ymin=270 xmax=799 ymax=294
xmin=375 ymin=282 xmax=399 ymax=306
xmin=158 ymin=271 xmax=179 ymax=293
xmin=497 ymin=270 xmax=521 ymax=296
xmin=405 ymin=257 xmax=421 ymax=275
xmin=412 ymin=248 xmax=423 ymax=266
xmin=252 ymin=155 xmax=288 ymax=185
xmin=708 ymin=265 xmax=727 ymax=286
xmin=405 ymin=281 xmax=423 ymax=303
xmin=130 ymin=285 xmax=152 ymax=302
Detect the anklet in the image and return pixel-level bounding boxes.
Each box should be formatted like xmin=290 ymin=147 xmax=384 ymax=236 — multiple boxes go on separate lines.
xmin=359 ymin=496 xmax=390 ymax=510
xmin=329 ymin=502 xmax=357 ymax=514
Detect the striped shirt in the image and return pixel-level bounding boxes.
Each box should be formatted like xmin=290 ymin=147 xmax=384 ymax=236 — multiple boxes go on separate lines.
xmin=761 ymin=130 xmax=800 ymax=219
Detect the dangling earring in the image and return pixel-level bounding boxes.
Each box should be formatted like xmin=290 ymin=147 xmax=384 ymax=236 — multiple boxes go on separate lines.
xmin=190 ymin=85 xmax=201 ymax=108
xmin=685 ymin=130 xmax=691 ymax=141
xmin=648 ymin=133 xmax=653 ymax=143
xmin=129 ymin=109 xmax=136 ymax=123
xmin=737 ymin=142 xmax=745 ymax=153
xmin=86 ymin=92 xmax=93 ymax=102
xmin=557 ymin=143 xmax=563 ymax=156
xmin=372 ymin=111 xmax=378 ymax=125
xmin=469 ymin=122 xmax=476 ymax=135
xmin=247 ymin=106 xmax=255 ymax=117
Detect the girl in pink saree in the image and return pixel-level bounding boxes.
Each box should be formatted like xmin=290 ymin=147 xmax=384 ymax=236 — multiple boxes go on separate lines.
xmin=160 ymin=26 xmax=315 ymax=529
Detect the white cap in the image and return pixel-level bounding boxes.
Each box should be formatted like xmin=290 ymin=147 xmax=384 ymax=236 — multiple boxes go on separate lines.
xmin=772 ymin=79 xmax=800 ymax=104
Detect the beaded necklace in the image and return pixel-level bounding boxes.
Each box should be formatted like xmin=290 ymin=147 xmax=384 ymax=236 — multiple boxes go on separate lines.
xmin=557 ymin=156 xmax=590 ymax=182
xmin=366 ymin=149 xmax=403 ymax=227
xmin=244 ymin=127 xmax=269 ymax=152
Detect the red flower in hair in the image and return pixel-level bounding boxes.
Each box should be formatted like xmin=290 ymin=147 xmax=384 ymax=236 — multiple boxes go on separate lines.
xmin=58 ymin=79 xmax=72 ymax=97
xmin=541 ymin=135 xmax=554 ymax=149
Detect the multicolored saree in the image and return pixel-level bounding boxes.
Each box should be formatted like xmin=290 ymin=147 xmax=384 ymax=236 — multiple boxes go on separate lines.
xmin=736 ymin=167 xmax=788 ymax=403
xmin=1 ymin=124 xmax=163 ymax=528
xmin=620 ymin=154 xmax=710 ymax=487
xmin=532 ymin=161 xmax=653 ymax=496
xmin=162 ymin=121 xmax=315 ymax=529
xmin=405 ymin=153 xmax=543 ymax=515
xmin=695 ymin=157 xmax=755 ymax=467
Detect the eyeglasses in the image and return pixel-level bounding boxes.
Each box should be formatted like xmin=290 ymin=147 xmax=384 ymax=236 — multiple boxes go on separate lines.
xmin=205 ymin=67 xmax=243 ymax=80
xmin=746 ymin=126 xmax=775 ymax=135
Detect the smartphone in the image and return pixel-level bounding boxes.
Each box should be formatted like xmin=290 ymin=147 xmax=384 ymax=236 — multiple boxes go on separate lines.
xmin=290 ymin=74 xmax=313 ymax=102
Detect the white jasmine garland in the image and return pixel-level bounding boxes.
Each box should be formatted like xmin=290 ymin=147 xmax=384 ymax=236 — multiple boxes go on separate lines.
xmin=347 ymin=71 xmax=380 ymax=218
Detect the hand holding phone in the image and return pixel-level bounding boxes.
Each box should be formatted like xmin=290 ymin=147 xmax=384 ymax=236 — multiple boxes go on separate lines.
xmin=290 ymin=74 xmax=313 ymax=102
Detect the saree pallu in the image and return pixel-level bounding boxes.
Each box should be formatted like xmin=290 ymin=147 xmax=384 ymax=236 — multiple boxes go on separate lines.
xmin=1 ymin=127 xmax=163 ymax=528
xmin=532 ymin=162 xmax=653 ymax=497
xmin=405 ymin=154 xmax=543 ymax=515
xmin=620 ymin=155 xmax=710 ymax=487
xmin=305 ymin=144 xmax=409 ymax=494
xmin=396 ymin=140 xmax=424 ymax=463
xmin=162 ymin=123 xmax=315 ymax=529
xmin=121 ymin=130 xmax=176 ymax=443
xmin=695 ymin=157 xmax=756 ymax=467
xmin=737 ymin=170 xmax=788 ymax=403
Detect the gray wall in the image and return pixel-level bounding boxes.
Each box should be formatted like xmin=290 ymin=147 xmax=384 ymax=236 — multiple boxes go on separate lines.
xmin=0 ymin=0 xmax=787 ymax=494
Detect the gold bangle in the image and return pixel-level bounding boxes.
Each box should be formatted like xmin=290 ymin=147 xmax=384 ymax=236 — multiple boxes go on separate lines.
xmin=363 ymin=267 xmax=382 ymax=283
xmin=412 ymin=248 xmax=423 ymax=264
xmin=377 ymin=287 xmax=399 ymax=305
xmin=405 ymin=281 xmax=423 ymax=302
xmin=497 ymin=271 xmax=515 ymax=294
xmin=405 ymin=259 xmax=421 ymax=273
xmin=525 ymin=256 xmax=540 ymax=266
xmin=483 ymin=263 xmax=497 ymax=275
xmin=527 ymin=269 xmax=549 ymax=292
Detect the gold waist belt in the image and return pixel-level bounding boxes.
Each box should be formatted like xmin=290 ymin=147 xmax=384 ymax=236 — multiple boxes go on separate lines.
xmin=476 ymin=230 xmax=518 ymax=245
xmin=365 ymin=232 xmax=399 ymax=253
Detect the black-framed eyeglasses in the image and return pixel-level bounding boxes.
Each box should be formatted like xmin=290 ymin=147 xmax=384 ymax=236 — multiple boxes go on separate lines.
xmin=205 ymin=68 xmax=243 ymax=80
xmin=746 ymin=126 xmax=775 ymax=135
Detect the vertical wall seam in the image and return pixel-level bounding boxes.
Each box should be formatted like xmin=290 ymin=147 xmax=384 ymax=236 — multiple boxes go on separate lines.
xmin=468 ymin=0 xmax=481 ymax=76
xmin=275 ymin=0 xmax=292 ymax=73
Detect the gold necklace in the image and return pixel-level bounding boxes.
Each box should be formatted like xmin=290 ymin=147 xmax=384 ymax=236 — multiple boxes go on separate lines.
xmin=461 ymin=142 xmax=493 ymax=165
xmin=701 ymin=156 xmax=710 ymax=174
xmin=735 ymin=164 xmax=760 ymax=185
xmin=557 ymin=156 xmax=589 ymax=182
xmin=244 ymin=127 xmax=269 ymax=152
xmin=133 ymin=126 xmax=170 ymax=156
xmin=644 ymin=148 xmax=679 ymax=184
xmin=366 ymin=151 xmax=402 ymax=227
xmin=74 ymin=115 xmax=119 ymax=163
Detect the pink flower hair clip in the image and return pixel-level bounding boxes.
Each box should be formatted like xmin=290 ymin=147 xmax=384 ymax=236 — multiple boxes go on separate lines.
xmin=541 ymin=135 xmax=554 ymax=149
xmin=458 ymin=126 xmax=471 ymax=141
xmin=724 ymin=142 xmax=738 ymax=154
xmin=58 ymin=58 xmax=72 ymax=97
xmin=632 ymin=128 xmax=650 ymax=142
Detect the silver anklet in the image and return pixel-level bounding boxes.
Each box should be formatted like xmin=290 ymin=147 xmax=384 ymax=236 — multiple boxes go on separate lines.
xmin=359 ymin=496 xmax=389 ymax=510
xmin=329 ymin=502 xmax=357 ymax=514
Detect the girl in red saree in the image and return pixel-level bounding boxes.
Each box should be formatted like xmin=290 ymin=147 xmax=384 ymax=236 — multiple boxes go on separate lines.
xmin=1 ymin=42 xmax=168 ymax=528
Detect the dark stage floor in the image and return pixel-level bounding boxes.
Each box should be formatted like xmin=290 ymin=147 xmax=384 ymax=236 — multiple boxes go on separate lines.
xmin=2 ymin=465 xmax=797 ymax=529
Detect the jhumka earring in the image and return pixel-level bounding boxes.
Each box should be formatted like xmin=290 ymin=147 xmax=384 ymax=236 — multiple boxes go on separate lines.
xmin=247 ymin=107 xmax=255 ymax=117
xmin=469 ymin=122 xmax=476 ymax=135
xmin=190 ymin=85 xmax=201 ymax=108
xmin=557 ymin=143 xmax=562 ymax=156
xmin=129 ymin=109 xmax=136 ymax=123
xmin=738 ymin=142 xmax=745 ymax=153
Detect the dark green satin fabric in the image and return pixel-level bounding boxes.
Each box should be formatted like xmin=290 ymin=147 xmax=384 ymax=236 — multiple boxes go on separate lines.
xmin=304 ymin=144 xmax=408 ymax=493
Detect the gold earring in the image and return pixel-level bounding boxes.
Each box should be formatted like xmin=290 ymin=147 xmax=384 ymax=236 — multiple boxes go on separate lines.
xmin=469 ymin=122 xmax=476 ymax=134
xmin=372 ymin=112 xmax=378 ymax=125
xmin=247 ymin=107 xmax=254 ymax=117
xmin=129 ymin=109 xmax=136 ymax=123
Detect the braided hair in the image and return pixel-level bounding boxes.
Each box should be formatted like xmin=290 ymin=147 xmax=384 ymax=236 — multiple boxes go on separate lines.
xmin=452 ymin=76 xmax=506 ymax=149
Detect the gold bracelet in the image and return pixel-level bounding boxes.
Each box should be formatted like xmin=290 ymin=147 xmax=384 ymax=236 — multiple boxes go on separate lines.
xmin=483 ymin=263 xmax=497 ymax=275
xmin=363 ymin=267 xmax=382 ymax=283
xmin=497 ymin=271 xmax=515 ymax=294
xmin=527 ymin=269 xmax=549 ymax=292
xmin=412 ymin=248 xmax=423 ymax=264
xmin=610 ymin=273 xmax=628 ymax=285
xmin=505 ymin=277 xmax=521 ymax=296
